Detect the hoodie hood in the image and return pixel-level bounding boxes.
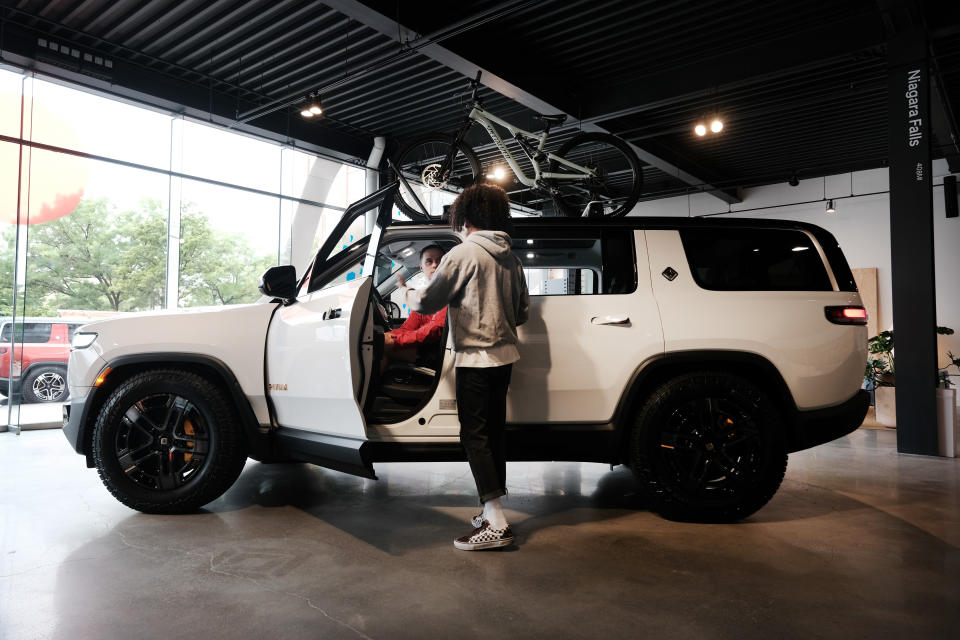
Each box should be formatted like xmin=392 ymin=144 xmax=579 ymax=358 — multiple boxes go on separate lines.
xmin=468 ymin=230 xmax=513 ymax=260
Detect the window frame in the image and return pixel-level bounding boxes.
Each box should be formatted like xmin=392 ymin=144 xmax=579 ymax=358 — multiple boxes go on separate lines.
xmin=679 ymin=227 xmax=834 ymax=292
xmin=512 ymin=226 xmax=637 ymax=297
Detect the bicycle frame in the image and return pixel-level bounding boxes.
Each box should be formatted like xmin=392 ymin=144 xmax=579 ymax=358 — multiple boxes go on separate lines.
xmin=456 ymin=103 xmax=597 ymax=189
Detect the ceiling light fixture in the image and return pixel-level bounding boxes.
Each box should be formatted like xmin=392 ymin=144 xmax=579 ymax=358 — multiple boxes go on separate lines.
xmin=826 ymin=199 xmax=836 ymax=213
xmin=710 ymin=119 xmax=723 ymax=133
xmin=300 ymin=92 xmax=323 ymax=118
xmin=485 ymin=165 xmax=507 ymax=180
xmin=694 ymin=123 xmax=707 ymax=136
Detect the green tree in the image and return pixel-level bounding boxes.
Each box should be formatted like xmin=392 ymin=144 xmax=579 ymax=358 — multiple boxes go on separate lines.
xmin=1 ymin=197 xmax=276 ymax=315
xmin=179 ymin=210 xmax=275 ymax=306
xmin=0 ymin=224 xmax=67 ymax=316
xmin=25 ymin=198 xmax=166 ymax=312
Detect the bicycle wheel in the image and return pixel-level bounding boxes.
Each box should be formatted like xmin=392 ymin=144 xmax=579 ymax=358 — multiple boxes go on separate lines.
xmin=549 ymin=132 xmax=643 ymax=218
xmin=390 ymin=133 xmax=481 ymax=220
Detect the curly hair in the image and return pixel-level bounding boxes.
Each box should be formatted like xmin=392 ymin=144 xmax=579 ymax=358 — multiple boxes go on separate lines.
xmin=448 ymin=183 xmax=513 ymax=234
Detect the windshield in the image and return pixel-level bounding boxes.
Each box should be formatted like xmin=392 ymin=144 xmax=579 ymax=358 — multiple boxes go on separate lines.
xmin=304 ymin=182 xmax=399 ymax=294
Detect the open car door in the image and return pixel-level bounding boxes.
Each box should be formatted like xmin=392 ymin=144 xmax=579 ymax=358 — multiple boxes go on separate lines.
xmin=264 ymin=182 xmax=397 ymax=478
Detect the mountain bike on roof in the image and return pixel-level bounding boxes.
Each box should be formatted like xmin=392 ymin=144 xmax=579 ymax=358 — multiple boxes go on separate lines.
xmin=389 ymin=71 xmax=643 ymax=220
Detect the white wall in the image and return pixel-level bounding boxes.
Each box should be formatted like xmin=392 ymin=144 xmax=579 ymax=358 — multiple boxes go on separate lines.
xmin=630 ymin=161 xmax=960 ymax=374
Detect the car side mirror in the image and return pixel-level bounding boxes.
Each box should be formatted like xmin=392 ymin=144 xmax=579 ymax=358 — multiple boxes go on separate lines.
xmin=259 ymin=265 xmax=298 ymax=304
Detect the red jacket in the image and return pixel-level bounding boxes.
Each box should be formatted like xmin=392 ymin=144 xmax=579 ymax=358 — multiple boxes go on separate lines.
xmin=389 ymin=307 xmax=447 ymax=347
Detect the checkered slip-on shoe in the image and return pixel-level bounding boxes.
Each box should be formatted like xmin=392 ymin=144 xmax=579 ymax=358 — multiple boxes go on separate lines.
xmin=454 ymin=520 xmax=514 ymax=551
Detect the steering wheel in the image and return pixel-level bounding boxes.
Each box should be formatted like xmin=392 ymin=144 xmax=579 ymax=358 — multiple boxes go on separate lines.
xmin=371 ymin=287 xmax=402 ymax=325
xmin=371 ymin=286 xmax=389 ymax=323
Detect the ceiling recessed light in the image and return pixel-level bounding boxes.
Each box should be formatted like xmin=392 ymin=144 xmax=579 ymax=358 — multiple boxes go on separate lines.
xmin=710 ymin=119 xmax=723 ymax=133
xmin=694 ymin=123 xmax=707 ymax=136
xmin=486 ymin=165 xmax=507 ymax=180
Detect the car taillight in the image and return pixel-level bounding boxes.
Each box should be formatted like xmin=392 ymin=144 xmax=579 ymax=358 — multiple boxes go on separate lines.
xmin=825 ymin=306 xmax=868 ymax=325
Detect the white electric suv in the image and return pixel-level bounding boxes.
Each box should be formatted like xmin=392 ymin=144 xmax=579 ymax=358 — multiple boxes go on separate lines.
xmin=63 ymin=182 xmax=869 ymax=521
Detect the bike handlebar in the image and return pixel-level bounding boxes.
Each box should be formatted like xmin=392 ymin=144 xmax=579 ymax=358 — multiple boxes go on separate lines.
xmin=472 ymin=71 xmax=483 ymax=99
xmin=452 ymin=70 xmax=483 ymax=104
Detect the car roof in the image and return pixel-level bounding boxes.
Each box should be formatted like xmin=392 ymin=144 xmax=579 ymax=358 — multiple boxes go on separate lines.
xmin=388 ymin=215 xmax=834 ymax=236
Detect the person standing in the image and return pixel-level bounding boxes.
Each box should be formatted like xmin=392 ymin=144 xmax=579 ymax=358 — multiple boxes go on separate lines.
xmin=398 ymin=183 xmax=529 ymax=550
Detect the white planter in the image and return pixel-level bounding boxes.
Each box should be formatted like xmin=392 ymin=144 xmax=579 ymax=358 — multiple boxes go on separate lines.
xmin=937 ymin=388 xmax=958 ymax=458
xmin=875 ymin=386 xmax=897 ymax=427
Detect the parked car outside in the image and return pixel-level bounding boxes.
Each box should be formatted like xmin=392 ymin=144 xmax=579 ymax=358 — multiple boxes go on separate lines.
xmin=0 ymin=317 xmax=86 ymax=403
xmin=62 ymin=183 xmax=869 ymax=522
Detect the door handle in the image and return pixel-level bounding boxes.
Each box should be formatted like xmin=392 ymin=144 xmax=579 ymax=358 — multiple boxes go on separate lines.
xmin=591 ymin=315 xmax=630 ymax=325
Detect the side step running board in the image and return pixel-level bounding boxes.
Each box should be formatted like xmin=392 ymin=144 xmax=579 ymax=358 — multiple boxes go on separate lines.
xmin=274 ymin=428 xmax=377 ymax=479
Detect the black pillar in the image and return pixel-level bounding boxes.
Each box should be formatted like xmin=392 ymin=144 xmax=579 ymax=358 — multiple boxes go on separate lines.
xmin=887 ymin=28 xmax=939 ymax=455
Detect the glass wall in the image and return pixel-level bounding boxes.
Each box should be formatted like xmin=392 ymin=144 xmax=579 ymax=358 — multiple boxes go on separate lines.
xmin=177 ymin=179 xmax=279 ymax=307
xmin=0 ymin=66 xmax=365 ymax=432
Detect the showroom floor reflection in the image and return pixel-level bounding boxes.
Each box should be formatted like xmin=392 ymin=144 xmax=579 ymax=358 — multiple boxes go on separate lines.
xmin=1 ymin=428 xmax=957 ymax=639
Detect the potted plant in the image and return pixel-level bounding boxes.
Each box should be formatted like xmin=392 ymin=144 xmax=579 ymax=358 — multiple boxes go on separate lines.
xmin=938 ymin=350 xmax=960 ymax=457
xmin=863 ymin=326 xmax=955 ymax=427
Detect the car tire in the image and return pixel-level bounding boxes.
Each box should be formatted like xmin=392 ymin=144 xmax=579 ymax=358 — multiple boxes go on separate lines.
xmin=628 ymin=371 xmax=787 ymax=522
xmin=22 ymin=366 xmax=70 ymax=403
xmin=92 ymin=369 xmax=247 ymax=514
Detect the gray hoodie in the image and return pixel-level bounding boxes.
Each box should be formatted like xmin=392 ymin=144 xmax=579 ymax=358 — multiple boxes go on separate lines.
xmin=403 ymin=230 xmax=529 ymax=359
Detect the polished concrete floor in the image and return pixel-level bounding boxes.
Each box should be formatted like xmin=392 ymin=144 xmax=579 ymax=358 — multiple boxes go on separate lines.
xmin=1 ymin=428 xmax=958 ymax=640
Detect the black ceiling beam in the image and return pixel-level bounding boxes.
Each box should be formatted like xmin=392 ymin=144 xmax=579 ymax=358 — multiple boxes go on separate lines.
xmin=325 ymin=0 xmax=741 ymax=205
xmin=931 ymin=75 xmax=960 ymax=171
xmin=0 ymin=15 xmax=371 ymax=162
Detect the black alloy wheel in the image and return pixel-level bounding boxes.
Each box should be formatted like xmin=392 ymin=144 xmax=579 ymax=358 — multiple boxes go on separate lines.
xmin=92 ymin=369 xmax=247 ymax=513
xmin=629 ymin=372 xmax=787 ymax=521
xmin=114 ymin=393 xmax=210 ymax=491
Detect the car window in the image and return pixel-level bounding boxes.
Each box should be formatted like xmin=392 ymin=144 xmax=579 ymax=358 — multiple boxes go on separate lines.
xmin=305 ymin=190 xmax=388 ymax=294
xmin=680 ymin=228 xmax=833 ymax=291
xmin=376 ymin=238 xmax=458 ymax=318
xmin=512 ymin=228 xmax=636 ymax=296
xmin=309 ymin=241 xmax=368 ymax=293
xmin=0 ymin=322 xmax=53 ymax=343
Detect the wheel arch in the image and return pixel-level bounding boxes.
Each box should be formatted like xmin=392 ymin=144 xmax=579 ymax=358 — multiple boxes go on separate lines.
xmin=78 ymin=353 xmax=269 ymax=467
xmin=612 ymin=350 xmax=800 ymax=457
xmin=22 ymin=361 xmax=68 ymax=379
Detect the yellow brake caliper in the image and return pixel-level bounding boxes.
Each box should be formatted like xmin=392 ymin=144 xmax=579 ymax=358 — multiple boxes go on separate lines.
xmin=183 ymin=419 xmax=195 ymax=461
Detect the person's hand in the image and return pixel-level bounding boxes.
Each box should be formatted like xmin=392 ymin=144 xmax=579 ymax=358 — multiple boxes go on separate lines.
xmin=396 ymin=273 xmax=407 ymax=288
xmin=384 ymin=333 xmax=395 ymax=346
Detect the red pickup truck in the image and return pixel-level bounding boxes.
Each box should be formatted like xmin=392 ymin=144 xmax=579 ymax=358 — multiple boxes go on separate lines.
xmin=0 ymin=318 xmax=86 ymax=403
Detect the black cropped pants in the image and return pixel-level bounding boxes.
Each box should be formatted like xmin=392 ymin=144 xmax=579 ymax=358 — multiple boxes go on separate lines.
xmin=455 ymin=364 xmax=513 ymax=503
